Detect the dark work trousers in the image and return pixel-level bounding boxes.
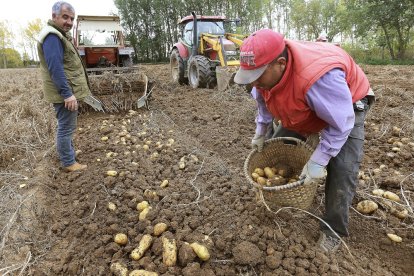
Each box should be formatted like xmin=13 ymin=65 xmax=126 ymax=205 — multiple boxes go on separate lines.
xmin=271 ymin=100 xmax=369 ymax=237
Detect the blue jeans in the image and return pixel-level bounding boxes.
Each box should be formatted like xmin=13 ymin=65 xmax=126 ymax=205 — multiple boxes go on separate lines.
xmin=53 ymin=103 xmax=78 ymax=167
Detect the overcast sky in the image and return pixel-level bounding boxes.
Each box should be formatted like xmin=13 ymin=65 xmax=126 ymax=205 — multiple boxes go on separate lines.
xmin=1 ymin=0 xmax=119 ymax=54
xmin=1 ymin=0 xmax=119 ymax=33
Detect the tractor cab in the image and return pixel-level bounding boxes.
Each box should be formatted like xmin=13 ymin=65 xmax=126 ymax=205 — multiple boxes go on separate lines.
xmin=180 ymin=17 xmax=226 ymax=47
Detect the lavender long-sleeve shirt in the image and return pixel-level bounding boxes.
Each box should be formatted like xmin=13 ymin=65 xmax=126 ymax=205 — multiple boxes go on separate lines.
xmin=252 ymin=68 xmax=355 ymax=166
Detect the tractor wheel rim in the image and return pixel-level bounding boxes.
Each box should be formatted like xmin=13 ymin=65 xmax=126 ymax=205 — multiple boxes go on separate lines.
xmin=171 ymin=57 xmax=178 ymax=81
xmin=189 ymin=64 xmax=198 ymax=86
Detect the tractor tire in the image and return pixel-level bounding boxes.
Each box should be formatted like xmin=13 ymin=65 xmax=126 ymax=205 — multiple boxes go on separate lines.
xmin=188 ymin=55 xmax=216 ymax=89
xmin=170 ymin=49 xmax=187 ymax=85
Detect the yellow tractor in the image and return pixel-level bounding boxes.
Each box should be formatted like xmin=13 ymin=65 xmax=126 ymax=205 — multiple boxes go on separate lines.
xmin=170 ymin=12 xmax=246 ymax=91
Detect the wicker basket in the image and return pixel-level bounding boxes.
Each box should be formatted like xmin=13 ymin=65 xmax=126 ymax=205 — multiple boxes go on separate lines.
xmin=244 ymin=137 xmax=318 ymax=210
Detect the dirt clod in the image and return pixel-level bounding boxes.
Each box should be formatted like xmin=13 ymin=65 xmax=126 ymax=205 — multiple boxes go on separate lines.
xmin=178 ymin=243 xmax=197 ymax=266
xmin=232 ymin=241 xmax=263 ymax=265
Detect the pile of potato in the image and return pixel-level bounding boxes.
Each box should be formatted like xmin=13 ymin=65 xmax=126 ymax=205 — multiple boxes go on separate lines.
xmin=251 ymin=164 xmax=299 ymax=187
xmin=108 ymin=199 xmax=211 ymax=275
xmin=355 ymin=188 xmax=410 ymax=243
xmin=356 ymin=189 xmax=408 ymax=219
xmin=96 ymin=111 xmax=214 ymax=275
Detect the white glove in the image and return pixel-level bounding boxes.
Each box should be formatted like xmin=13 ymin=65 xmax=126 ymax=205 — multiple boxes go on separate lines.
xmin=300 ymin=160 xmax=326 ymax=185
xmin=252 ymin=134 xmax=265 ymax=152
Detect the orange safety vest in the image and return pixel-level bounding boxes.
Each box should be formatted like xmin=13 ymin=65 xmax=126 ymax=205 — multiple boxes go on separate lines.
xmin=260 ymin=40 xmax=370 ymax=136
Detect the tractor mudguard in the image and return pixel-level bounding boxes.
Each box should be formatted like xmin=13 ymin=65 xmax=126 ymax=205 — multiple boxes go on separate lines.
xmin=173 ymin=42 xmax=189 ymax=59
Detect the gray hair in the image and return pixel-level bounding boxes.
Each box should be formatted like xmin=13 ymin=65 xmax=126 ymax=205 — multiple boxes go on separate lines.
xmin=52 ymin=1 xmax=75 ymax=16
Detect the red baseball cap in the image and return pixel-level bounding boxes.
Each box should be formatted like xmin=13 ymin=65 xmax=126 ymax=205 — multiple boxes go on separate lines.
xmin=234 ymin=29 xmax=285 ymax=85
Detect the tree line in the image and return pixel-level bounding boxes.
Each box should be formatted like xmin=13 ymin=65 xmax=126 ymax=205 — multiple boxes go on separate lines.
xmin=114 ymin=0 xmax=413 ymax=62
xmin=0 ymin=0 xmax=413 ymax=68
xmin=0 ymin=19 xmax=42 ymax=68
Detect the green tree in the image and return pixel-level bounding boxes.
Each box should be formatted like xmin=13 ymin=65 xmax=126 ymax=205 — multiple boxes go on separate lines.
xmin=0 ymin=20 xmax=13 ymax=68
xmin=290 ymin=0 xmax=307 ymax=39
xmin=320 ymin=0 xmax=348 ymax=41
xmin=22 ymin=19 xmax=44 ymax=61
xmin=347 ymin=0 xmax=414 ymax=60
xmin=0 ymin=48 xmax=23 ymax=68
xmin=22 ymin=52 xmax=31 ymax=66
xmin=375 ymin=31 xmax=387 ymax=60
xmin=290 ymin=0 xmax=348 ymax=41
xmin=115 ymin=0 xmax=270 ymax=61
xmin=112 ymin=0 xmax=413 ymax=63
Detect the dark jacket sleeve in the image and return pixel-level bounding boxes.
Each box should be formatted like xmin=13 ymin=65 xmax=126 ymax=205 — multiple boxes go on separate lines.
xmin=42 ymin=34 xmax=73 ymax=99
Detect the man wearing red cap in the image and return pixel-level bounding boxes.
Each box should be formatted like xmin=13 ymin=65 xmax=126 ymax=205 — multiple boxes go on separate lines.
xmin=235 ymin=29 xmax=375 ymax=253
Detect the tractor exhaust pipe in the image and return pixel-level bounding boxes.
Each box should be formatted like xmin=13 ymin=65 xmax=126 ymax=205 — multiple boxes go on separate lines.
xmin=191 ymin=11 xmax=198 ymax=56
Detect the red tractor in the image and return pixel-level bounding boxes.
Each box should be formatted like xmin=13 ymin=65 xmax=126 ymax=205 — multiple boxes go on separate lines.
xmin=71 ymin=15 xmax=151 ymax=112
xmin=73 ymin=15 xmax=135 ymax=72
xmin=170 ymin=12 xmax=246 ymax=91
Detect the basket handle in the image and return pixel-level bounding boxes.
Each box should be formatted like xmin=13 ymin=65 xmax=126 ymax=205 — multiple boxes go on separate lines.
xmin=283 ymin=137 xmax=300 ymax=146
xmin=264 ymin=136 xmax=307 ymax=147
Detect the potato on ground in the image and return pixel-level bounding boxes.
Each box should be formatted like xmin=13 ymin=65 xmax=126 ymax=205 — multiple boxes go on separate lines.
xmin=107 ymin=170 xmax=118 ymax=176
xmin=136 ymin=201 xmax=149 ymax=211
xmin=356 ymin=200 xmax=378 ymax=214
xmin=162 ymin=237 xmax=177 ymax=267
xmin=383 ymin=191 xmax=400 ymax=202
xmin=144 ymin=189 xmax=157 ymax=200
xmin=131 ymin=234 xmax=153 ymax=260
xmin=372 ymin=189 xmax=384 ymax=197
xmin=387 ymin=233 xmax=402 ymax=243
xmin=190 ymin=242 xmax=210 ymax=261
xmin=107 ymin=202 xmax=117 ymax=211
xmin=129 ymin=270 xmax=158 ymax=276
xmin=114 ymin=233 xmax=128 ymax=245
xmin=110 ymin=262 xmax=128 ymax=276
xmin=160 ymin=179 xmax=169 ymax=188
xmin=153 ymin=222 xmax=168 ymax=236
xmin=139 ymin=207 xmax=152 ymax=221
xmin=390 ymin=206 xmax=409 ymax=219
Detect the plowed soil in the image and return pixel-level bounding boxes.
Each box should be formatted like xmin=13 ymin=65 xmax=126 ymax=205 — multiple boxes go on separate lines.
xmin=0 ymin=64 xmax=413 ymax=275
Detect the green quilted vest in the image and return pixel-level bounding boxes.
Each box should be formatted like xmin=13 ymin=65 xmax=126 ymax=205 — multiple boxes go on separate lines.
xmin=37 ymin=20 xmax=91 ymax=103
